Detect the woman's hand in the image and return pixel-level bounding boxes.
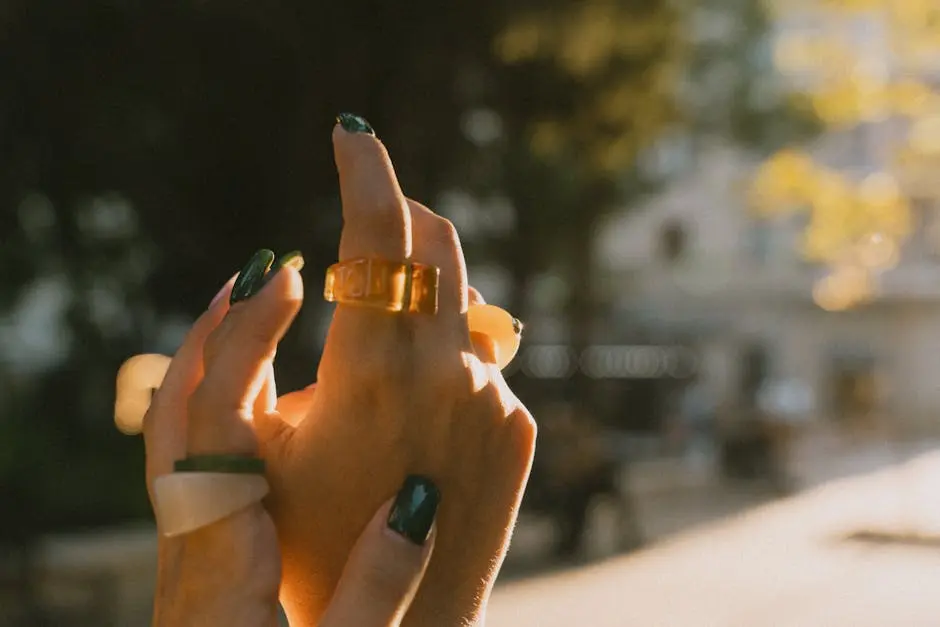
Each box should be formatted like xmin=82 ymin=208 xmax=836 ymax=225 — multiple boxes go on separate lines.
xmin=253 ymin=118 xmax=537 ymax=625
xmin=143 ymin=272 xmax=296 ymax=626
xmin=144 ymin=272 xmax=441 ymax=627
xmin=136 ymin=114 xmax=536 ymax=626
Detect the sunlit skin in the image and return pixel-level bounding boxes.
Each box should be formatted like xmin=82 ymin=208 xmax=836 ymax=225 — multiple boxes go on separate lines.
xmin=132 ymin=122 xmax=536 ymax=626
xmin=262 ymin=126 xmax=536 ymax=626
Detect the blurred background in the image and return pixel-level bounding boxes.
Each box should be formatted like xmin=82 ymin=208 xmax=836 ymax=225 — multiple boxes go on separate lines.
xmin=3 ymin=0 xmax=940 ymax=624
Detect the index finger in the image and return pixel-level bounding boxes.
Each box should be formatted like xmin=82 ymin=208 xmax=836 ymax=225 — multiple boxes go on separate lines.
xmin=140 ymin=276 xmax=235 ymax=497
xmin=333 ymin=114 xmax=411 ymax=262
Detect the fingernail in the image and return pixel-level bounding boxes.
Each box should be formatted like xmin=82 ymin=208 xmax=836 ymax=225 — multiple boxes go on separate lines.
xmin=512 ymin=318 xmax=524 ymax=336
xmin=230 ymin=249 xmax=275 ymax=304
xmin=278 ymin=250 xmax=305 ymax=272
xmin=261 ymin=250 xmax=305 ymax=287
xmin=387 ymin=475 xmax=440 ymax=545
xmin=336 ymin=112 xmax=375 ymax=136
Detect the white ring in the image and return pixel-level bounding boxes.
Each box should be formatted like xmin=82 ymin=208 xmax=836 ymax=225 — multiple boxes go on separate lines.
xmin=153 ymin=472 xmax=270 ymax=537
xmin=114 ymin=354 xmax=172 ymax=435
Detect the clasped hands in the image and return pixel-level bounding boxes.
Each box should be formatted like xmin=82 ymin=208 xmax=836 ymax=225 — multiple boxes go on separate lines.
xmin=125 ymin=115 xmax=536 ymax=626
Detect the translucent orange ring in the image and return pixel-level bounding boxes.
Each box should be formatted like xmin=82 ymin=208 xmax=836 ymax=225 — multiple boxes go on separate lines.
xmin=467 ymin=304 xmax=523 ymax=370
xmin=323 ymin=257 xmax=440 ymax=315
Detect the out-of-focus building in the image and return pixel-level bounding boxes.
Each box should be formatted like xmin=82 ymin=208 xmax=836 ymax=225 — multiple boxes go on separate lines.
xmin=595 ymin=2 xmax=940 ymax=436
xmin=596 ymin=137 xmax=940 ymax=434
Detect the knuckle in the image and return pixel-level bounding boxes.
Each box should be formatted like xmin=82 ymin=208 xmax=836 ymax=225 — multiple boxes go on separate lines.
xmin=429 ymin=215 xmax=460 ymax=251
xmin=506 ymin=406 xmax=538 ymax=457
xmin=421 ymin=352 xmax=475 ymax=400
xmin=471 ymin=380 xmax=505 ymax=417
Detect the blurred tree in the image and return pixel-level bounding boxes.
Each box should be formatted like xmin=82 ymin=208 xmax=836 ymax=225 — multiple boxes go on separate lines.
xmin=0 ymin=0 xmax=496 ymax=534
xmin=462 ymin=0 xmax=817 ymax=407
xmin=751 ymin=0 xmax=940 ymax=311
xmin=0 ymin=0 xmax=815 ymax=544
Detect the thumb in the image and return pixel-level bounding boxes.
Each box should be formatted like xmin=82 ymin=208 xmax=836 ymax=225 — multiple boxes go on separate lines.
xmin=319 ymin=476 xmax=440 ymax=627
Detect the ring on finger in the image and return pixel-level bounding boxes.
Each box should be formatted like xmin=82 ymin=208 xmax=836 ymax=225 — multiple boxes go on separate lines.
xmin=153 ymin=454 xmax=269 ymax=537
xmin=467 ymin=304 xmax=523 ymax=370
xmin=114 ymin=354 xmax=173 ymax=435
xmin=323 ymin=257 xmax=440 ymax=315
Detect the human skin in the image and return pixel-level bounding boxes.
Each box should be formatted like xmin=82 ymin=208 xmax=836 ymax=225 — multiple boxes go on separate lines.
xmin=253 ymin=121 xmax=537 ymax=626
xmin=144 ymin=117 xmax=536 ymax=626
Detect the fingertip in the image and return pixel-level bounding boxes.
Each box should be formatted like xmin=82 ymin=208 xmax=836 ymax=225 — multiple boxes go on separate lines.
xmin=332 ymin=120 xmax=382 ymax=169
xmin=261 ymin=263 xmax=304 ymax=307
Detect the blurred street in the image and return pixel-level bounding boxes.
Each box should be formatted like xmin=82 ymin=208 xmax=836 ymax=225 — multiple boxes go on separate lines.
xmin=10 ymin=431 xmax=939 ymax=626
xmin=489 ymin=442 xmax=940 ymax=627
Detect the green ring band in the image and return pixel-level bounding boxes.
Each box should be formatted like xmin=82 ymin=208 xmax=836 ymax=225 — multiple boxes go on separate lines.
xmin=174 ymin=455 xmax=266 ymax=475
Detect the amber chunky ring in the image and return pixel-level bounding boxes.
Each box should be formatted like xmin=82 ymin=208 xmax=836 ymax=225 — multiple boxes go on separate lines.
xmin=114 ymin=259 xmax=524 ymax=436
xmin=324 ymin=257 xmax=440 ymax=315
xmin=323 ymin=257 xmax=522 ymax=367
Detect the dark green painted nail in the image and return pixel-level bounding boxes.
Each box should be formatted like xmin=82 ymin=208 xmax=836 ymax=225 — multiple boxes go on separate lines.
xmin=230 ymin=249 xmax=275 ymax=304
xmin=337 ymin=112 xmax=375 ymax=135
xmin=387 ymin=475 xmax=440 ymax=545
xmin=261 ymin=250 xmax=305 ymax=287
xmin=278 ymin=250 xmax=305 ymax=272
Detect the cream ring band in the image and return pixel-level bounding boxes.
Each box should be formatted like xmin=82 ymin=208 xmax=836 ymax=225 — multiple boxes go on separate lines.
xmin=153 ymin=472 xmax=270 ymax=537
xmin=114 ymin=353 xmax=172 ymax=435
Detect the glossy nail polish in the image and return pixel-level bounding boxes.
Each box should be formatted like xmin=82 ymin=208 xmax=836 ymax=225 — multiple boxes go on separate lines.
xmin=230 ymin=249 xmax=275 ymax=304
xmin=387 ymin=475 xmax=440 ymax=545
xmin=277 ymin=250 xmax=305 ymax=272
xmin=261 ymin=250 xmax=305 ymax=287
xmin=337 ymin=112 xmax=375 ymax=136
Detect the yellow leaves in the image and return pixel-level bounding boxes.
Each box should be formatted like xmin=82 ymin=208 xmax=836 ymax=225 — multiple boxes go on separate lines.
xmin=494 ymin=4 xmax=679 ymax=79
xmin=494 ymin=18 xmax=544 ymax=64
xmin=594 ymin=135 xmax=637 ymax=175
xmin=496 ymin=2 xmax=680 ymax=186
xmin=818 ymin=0 xmax=883 ymax=12
xmin=801 ymin=170 xmax=909 ymax=266
xmin=557 ymin=3 xmax=622 ymax=77
xmin=889 ymin=79 xmax=939 ymax=118
xmin=774 ymin=33 xmax=856 ymax=76
xmin=855 ymin=232 xmax=900 ymax=268
xmin=858 ymin=173 xmax=910 ymax=237
xmin=813 ymin=264 xmax=874 ymax=311
xmin=752 ymin=153 xmax=910 ymax=292
xmin=891 ymin=0 xmax=940 ymax=32
xmin=749 ymin=149 xmax=817 ymax=213
xmin=798 ymin=62 xmax=896 ymax=126
xmin=529 ymin=121 xmax=565 ymax=159
xmin=758 ymin=0 xmax=940 ymax=311
xmin=908 ymin=115 xmax=940 ymax=156
xmin=774 ymin=33 xmax=895 ymax=126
